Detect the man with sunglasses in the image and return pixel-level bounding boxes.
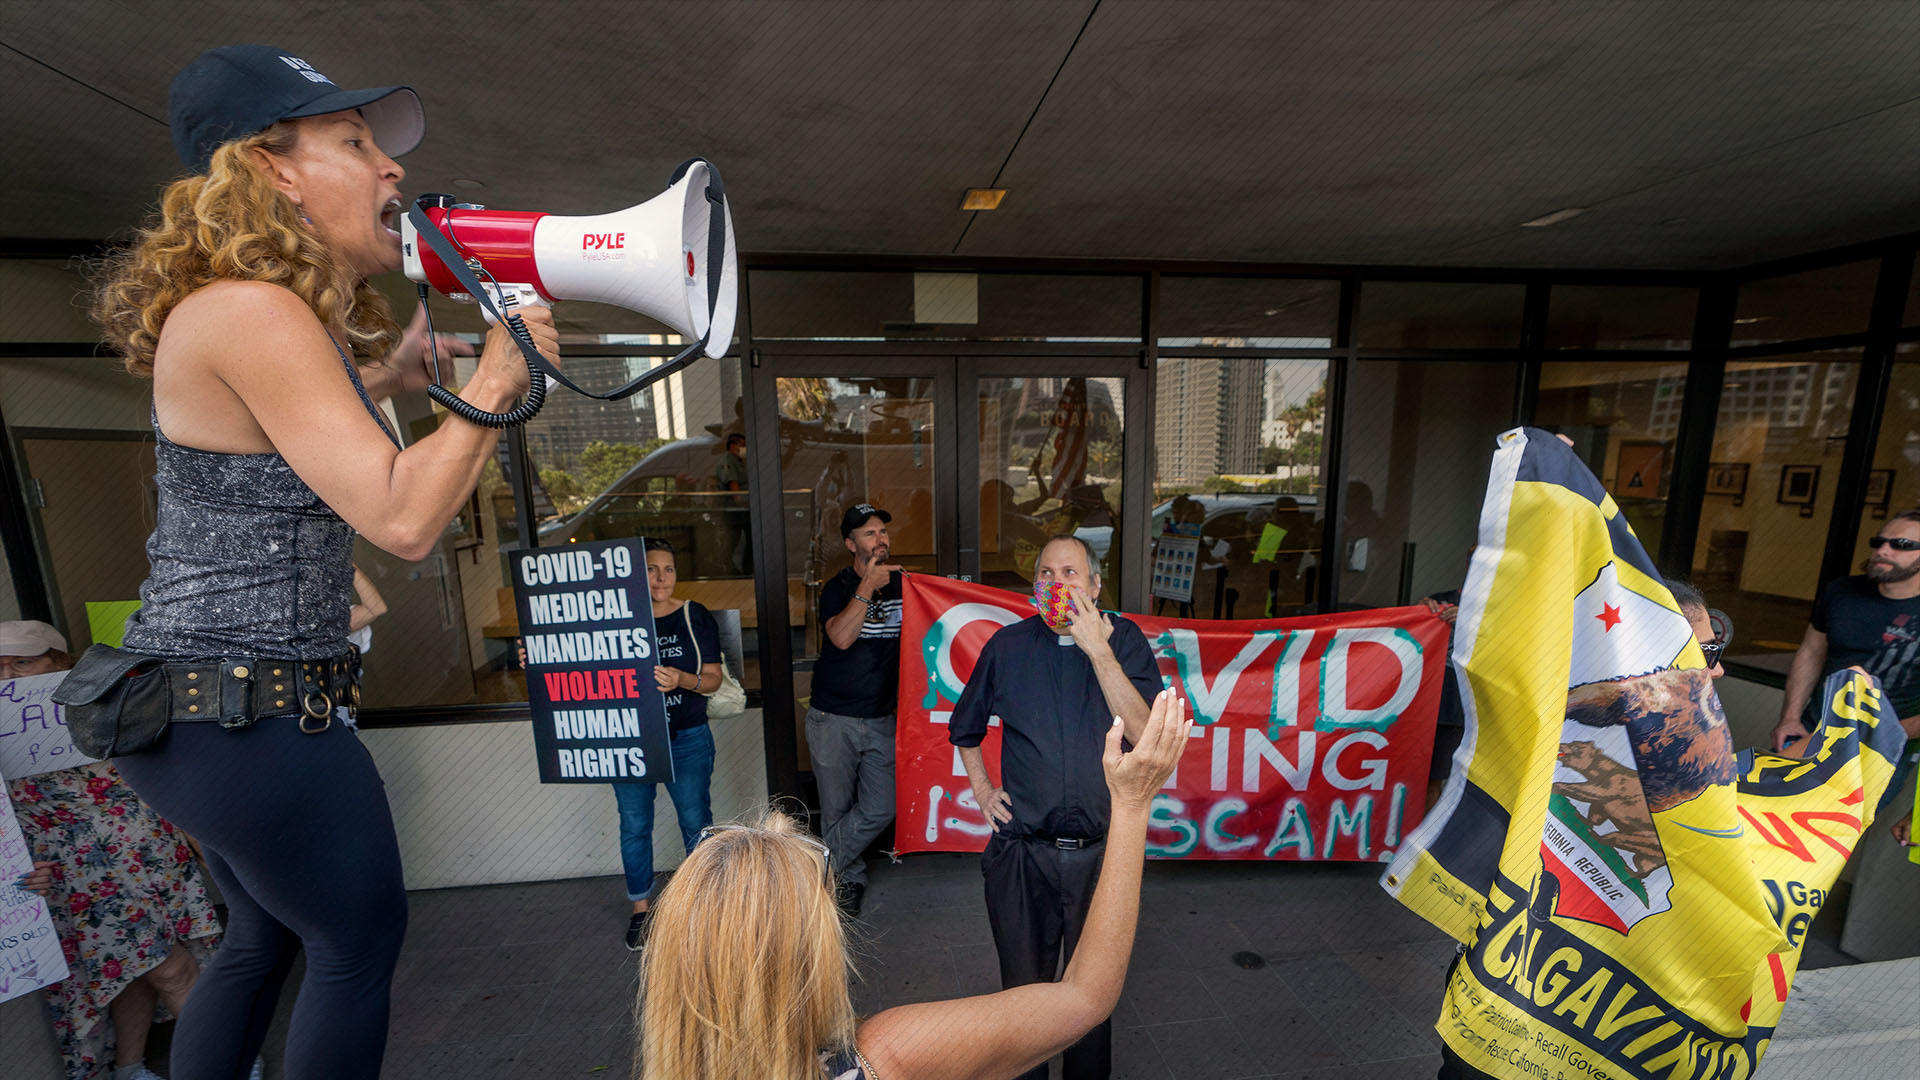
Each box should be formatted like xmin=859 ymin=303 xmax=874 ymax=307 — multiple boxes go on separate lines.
xmin=1771 ymin=510 xmax=1920 ymax=758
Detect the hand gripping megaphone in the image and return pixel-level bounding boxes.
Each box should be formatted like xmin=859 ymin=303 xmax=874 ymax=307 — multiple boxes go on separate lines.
xmin=401 ymin=158 xmax=737 ymax=427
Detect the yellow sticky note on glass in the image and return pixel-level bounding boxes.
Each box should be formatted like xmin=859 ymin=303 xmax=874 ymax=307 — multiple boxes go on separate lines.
xmin=1252 ymin=523 xmax=1287 ymax=564
xmin=86 ymin=601 xmax=143 ymax=648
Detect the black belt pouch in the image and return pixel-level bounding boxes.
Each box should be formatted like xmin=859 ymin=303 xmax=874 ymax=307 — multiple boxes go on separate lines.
xmin=50 ymin=643 xmax=171 ymax=758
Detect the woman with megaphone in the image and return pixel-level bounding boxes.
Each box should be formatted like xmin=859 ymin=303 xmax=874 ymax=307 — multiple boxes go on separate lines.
xmin=86 ymin=45 xmax=558 ymax=1079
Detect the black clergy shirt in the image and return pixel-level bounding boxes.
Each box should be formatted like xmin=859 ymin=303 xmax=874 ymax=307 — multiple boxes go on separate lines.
xmin=947 ymin=614 xmax=1164 ymax=839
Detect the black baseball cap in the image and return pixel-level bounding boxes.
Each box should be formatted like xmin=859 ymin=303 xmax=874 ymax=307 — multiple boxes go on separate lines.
xmin=840 ymin=503 xmax=892 ymax=538
xmin=169 ymin=45 xmax=424 ymax=173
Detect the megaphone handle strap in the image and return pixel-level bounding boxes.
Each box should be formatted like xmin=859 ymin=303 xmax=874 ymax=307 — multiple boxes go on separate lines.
xmin=404 ymin=159 xmax=728 ymax=404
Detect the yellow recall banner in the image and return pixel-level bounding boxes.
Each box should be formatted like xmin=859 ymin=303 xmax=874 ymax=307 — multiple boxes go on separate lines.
xmin=1381 ymin=428 xmax=1906 ymax=1080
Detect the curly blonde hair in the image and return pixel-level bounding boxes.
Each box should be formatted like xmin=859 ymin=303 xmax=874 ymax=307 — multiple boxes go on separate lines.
xmin=93 ymin=121 xmax=400 ymax=376
xmin=637 ymin=808 xmax=857 ymax=1080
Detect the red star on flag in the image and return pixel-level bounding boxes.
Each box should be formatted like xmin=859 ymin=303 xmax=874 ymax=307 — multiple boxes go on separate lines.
xmin=1596 ymin=603 xmax=1623 ymax=632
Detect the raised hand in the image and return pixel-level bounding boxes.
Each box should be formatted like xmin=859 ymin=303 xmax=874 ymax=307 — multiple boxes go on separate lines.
xmin=1104 ymin=690 xmax=1191 ymax=810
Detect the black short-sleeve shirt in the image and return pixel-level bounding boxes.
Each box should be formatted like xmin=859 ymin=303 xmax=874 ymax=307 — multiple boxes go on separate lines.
xmin=810 ymin=567 xmax=903 ymax=718
xmin=1810 ymin=575 xmax=1920 ymax=720
xmin=948 ymin=614 xmax=1164 ymax=838
xmin=656 ymin=601 xmax=721 ymax=731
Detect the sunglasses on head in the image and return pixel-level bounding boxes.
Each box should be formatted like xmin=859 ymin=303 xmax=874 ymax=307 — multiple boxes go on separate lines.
xmin=697 ymin=824 xmax=833 ymax=888
xmin=1867 ymin=536 xmax=1920 ymax=552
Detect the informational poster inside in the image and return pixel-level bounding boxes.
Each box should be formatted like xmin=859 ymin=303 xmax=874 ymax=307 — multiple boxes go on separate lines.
xmin=512 ymin=538 xmax=669 ymax=784
xmin=0 ymin=672 xmax=97 ymax=781
xmin=896 ymin=575 xmax=1447 ymax=860
xmin=1152 ymin=535 xmax=1199 ymax=603
xmin=0 ymin=777 xmax=70 ymax=1003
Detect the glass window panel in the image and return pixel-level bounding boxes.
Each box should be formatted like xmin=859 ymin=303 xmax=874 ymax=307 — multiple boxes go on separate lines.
xmin=1545 ymin=285 xmax=1697 ymax=350
xmin=1154 ymin=357 xmax=1329 ymax=618
xmin=1689 ymin=352 xmax=1861 ymax=672
xmin=1157 ymin=277 xmax=1338 ymax=347
xmin=1854 ymin=353 xmax=1919 ymax=553
xmin=1354 ymin=282 xmax=1525 ymax=349
xmin=1906 ymin=252 xmax=1919 ymax=327
xmin=750 ymin=270 xmax=1139 ymax=341
xmin=977 ymin=375 xmax=1125 ymax=609
xmin=1534 ymin=361 xmax=1691 ymax=544
xmin=0 ymin=259 xmax=99 ymax=343
xmin=777 ymin=376 xmax=939 ymax=724
xmin=1340 ymin=361 xmax=1523 ymax=609
xmin=525 ymin=353 xmax=756 ymax=693
xmin=1731 ymin=260 xmax=1878 ymax=346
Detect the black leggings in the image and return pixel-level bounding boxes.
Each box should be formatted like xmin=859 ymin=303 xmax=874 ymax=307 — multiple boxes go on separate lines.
xmin=116 ymin=717 xmax=408 ymax=1080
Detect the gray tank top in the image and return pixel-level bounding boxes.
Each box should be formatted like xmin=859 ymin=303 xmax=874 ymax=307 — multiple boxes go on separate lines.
xmin=121 ymin=340 xmax=402 ymax=661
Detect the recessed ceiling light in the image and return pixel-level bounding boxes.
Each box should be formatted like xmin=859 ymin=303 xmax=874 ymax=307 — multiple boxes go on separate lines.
xmin=1519 ymin=207 xmax=1588 ymax=228
xmin=451 ymin=178 xmax=486 ymax=190
xmin=961 ymin=188 xmax=1006 ymax=211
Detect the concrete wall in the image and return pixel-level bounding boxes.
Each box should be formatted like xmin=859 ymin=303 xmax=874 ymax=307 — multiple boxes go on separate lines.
xmin=364 ymin=710 xmax=769 ymax=892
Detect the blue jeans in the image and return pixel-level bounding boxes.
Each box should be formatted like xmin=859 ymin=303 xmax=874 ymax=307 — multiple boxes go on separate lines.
xmin=612 ymin=723 xmax=716 ymax=900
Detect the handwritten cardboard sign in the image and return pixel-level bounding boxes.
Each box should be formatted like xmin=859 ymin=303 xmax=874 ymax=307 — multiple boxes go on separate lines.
xmin=0 ymin=672 xmax=96 ymax=781
xmin=0 ymin=778 xmax=70 ymax=1003
xmin=512 ymin=538 xmax=671 ymax=784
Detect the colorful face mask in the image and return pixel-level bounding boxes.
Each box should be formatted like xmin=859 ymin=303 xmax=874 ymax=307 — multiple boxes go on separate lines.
xmin=1034 ymin=580 xmax=1076 ymax=632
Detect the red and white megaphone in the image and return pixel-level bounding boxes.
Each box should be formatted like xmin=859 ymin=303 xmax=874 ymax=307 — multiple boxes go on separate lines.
xmin=401 ymin=159 xmax=736 ymax=426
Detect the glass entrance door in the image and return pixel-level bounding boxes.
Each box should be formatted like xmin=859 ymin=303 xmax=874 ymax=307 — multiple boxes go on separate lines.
xmin=748 ymin=353 xmax=1140 ymax=801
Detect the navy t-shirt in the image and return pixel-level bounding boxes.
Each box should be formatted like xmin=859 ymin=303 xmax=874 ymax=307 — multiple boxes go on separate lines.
xmin=811 ymin=567 xmax=903 ymax=718
xmin=656 ymin=601 xmax=721 ymax=731
xmin=1810 ymin=576 xmax=1920 ymax=721
xmin=948 ymin=614 xmax=1164 ymax=838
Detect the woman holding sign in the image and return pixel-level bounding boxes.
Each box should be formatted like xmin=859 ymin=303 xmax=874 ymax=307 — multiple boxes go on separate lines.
xmin=3 ymin=621 xmax=225 ymax=1080
xmin=86 ymin=45 xmax=559 ymax=1079
xmin=617 ymin=538 xmax=725 ymax=951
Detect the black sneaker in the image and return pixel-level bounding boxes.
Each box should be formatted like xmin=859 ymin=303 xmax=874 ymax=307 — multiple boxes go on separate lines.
xmin=625 ymin=910 xmax=650 ymax=951
xmin=834 ymin=881 xmax=865 ymax=918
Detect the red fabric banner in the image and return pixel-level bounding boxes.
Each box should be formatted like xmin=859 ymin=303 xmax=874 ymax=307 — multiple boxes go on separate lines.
xmin=894 ymin=575 xmax=1447 ymax=860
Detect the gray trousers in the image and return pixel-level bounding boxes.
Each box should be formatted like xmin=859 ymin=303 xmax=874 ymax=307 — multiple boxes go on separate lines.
xmin=805 ymin=706 xmax=896 ymax=887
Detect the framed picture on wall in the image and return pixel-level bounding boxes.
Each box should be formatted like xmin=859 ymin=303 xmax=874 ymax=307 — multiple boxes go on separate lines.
xmin=1778 ymin=464 xmax=1820 ymax=517
xmin=1866 ymin=468 xmax=1894 ymax=518
xmin=1705 ymin=461 xmax=1749 ymax=506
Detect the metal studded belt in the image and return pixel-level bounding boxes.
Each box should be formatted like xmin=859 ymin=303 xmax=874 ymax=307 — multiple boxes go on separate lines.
xmin=164 ymin=651 xmax=362 ymax=733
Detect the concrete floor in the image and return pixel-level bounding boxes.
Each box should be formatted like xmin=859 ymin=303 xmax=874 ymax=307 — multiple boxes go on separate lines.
xmin=5 ymin=850 xmax=1870 ymax=1079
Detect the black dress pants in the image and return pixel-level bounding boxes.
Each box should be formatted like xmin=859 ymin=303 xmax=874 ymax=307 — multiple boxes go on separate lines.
xmin=981 ymin=831 xmax=1110 ymax=1080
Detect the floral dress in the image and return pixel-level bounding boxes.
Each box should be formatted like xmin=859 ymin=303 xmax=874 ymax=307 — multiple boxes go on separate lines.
xmin=8 ymin=760 xmax=222 ymax=1080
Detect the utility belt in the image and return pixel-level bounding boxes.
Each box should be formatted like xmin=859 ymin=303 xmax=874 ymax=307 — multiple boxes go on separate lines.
xmin=53 ymin=644 xmax=361 ymax=758
xmin=163 ymin=653 xmax=362 ymax=731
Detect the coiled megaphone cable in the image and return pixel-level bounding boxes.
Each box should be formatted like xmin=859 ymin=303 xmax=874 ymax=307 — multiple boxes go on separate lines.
xmin=415 ymin=278 xmax=547 ymax=429
xmin=406 ymin=200 xmax=552 ymax=428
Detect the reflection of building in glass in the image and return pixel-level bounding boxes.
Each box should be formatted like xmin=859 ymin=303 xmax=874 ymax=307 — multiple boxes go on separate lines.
xmin=1155 ymin=357 xmax=1264 ymax=484
xmin=522 ymin=355 xmax=660 ymax=469
xmin=1260 ymin=360 xmax=1328 ymax=450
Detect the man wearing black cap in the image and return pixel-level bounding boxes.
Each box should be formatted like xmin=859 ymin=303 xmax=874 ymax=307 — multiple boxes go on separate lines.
xmin=807 ymin=503 xmax=906 ymax=916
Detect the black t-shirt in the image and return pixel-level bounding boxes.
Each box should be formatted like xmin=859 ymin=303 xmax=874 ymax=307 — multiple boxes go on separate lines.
xmin=656 ymin=601 xmax=721 ymax=731
xmin=811 ymin=567 xmax=903 ymax=718
xmin=1811 ymin=576 xmax=1920 ymax=721
xmin=948 ymin=614 xmax=1164 ymax=838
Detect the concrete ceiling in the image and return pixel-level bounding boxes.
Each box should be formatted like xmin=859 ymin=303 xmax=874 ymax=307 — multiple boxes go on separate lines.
xmin=3 ymin=0 xmax=1917 ymax=270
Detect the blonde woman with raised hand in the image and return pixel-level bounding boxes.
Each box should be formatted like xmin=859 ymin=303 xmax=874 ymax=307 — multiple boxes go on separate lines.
xmin=637 ymin=689 xmax=1192 ymax=1080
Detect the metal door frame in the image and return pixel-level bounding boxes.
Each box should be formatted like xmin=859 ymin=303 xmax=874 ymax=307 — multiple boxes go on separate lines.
xmin=745 ymin=350 xmax=1146 ymax=802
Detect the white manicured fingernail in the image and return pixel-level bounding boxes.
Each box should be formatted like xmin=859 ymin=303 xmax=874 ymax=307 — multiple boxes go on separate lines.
xmin=1112 ymin=717 xmax=1122 ymax=727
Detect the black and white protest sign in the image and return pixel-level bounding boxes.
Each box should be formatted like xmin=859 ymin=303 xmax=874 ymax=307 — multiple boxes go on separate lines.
xmin=513 ymin=538 xmax=671 ymax=784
